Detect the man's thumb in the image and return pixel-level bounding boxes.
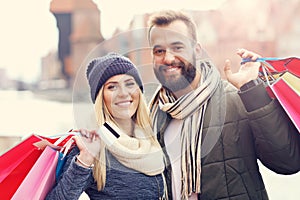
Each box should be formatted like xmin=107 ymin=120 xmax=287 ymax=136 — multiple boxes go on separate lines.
xmin=224 ymin=59 xmax=232 ymax=79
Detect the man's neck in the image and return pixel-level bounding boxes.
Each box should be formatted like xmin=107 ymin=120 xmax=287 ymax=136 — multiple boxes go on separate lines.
xmin=173 ymin=71 xmax=201 ymax=99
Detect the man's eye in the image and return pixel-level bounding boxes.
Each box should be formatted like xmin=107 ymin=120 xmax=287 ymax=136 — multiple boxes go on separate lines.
xmin=173 ymin=46 xmax=183 ymax=52
xmin=153 ymin=49 xmax=165 ymax=56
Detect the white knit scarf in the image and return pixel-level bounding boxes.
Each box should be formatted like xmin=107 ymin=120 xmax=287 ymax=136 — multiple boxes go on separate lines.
xmin=149 ymin=59 xmax=220 ymax=199
xmin=99 ymin=124 xmax=165 ymax=176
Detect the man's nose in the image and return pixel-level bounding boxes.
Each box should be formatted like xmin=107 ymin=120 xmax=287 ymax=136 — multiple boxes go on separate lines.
xmin=163 ymin=50 xmax=175 ymax=64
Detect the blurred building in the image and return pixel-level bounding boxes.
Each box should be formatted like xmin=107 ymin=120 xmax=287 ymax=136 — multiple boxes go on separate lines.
xmin=0 ymin=68 xmax=16 ymax=90
xmin=0 ymin=68 xmax=9 ymax=89
xmin=127 ymin=0 xmax=300 ymax=78
xmin=49 ymin=0 xmax=104 ymax=89
xmin=39 ymin=51 xmax=65 ymax=90
xmin=41 ymin=0 xmax=300 ymax=101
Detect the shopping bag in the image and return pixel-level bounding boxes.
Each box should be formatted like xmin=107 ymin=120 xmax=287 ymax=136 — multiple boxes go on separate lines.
xmin=242 ymin=57 xmax=300 ymax=133
xmin=11 ymin=135 xmax=75 ymax=199
xmin=56 ymin=135 xmax=75 ymax=179
xmin=0 ymin=132 xmax=75 ymax=200
xmin=56 ymin=151 xmax=67 ymax=179
xmin=0 ymin=135 xmax=44 ymax=199
xmin=259 ymin=58 xmax=300 ymax=133
xmin=11 ymin=146 xmax=59 ymax=200
xmin=280 ymin=72 xmax=300 ymax=95
xmin=260 ymin=57 xmax=300 ymax=77
xmin=271 ymin=73 xmax=300 ymax=132
xmin=242 ymin=56 xmax=300 ymax=77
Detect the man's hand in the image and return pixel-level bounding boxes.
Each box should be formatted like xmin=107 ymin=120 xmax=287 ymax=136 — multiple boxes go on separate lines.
xmin=224 ymin=48 xmax=262 ymax=89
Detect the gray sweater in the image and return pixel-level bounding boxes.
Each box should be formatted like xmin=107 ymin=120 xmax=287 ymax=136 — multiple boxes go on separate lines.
xmin=46 ymin=148 xmax=165 ymax=199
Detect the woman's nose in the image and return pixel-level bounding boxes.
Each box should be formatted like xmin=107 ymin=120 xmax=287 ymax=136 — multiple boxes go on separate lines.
xmin=117 ymin=85 xmax=129 ymax=96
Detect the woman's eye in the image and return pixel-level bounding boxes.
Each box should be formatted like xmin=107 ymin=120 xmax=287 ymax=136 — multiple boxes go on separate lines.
xmin=125 ymin=81 xmax=136 ymax=87
xmin=107 ymin=85 xmax=117 ymax=90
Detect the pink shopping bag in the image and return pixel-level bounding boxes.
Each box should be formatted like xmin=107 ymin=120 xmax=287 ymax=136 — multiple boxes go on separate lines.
xmin=11 ymin=146 xmax=59 ymax=199
xmin=12 ymin=146 xmax=58 ymax=200
xmin=0 ymin=135 xmax=44 ymax=199
xmin=0 ymin=133 xmax=75 ymax=200
xmin=270 ymin=73 xmax=300 ymax=133
xmin=242 ymin=57 xmax=300 ymax=133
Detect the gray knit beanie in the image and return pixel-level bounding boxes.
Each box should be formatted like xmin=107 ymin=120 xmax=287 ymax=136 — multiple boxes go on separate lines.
xmin=86 ymin=52 xmax=144 ymax=103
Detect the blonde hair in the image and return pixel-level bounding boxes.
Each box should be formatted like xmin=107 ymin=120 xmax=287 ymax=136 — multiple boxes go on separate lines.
xmin=93 ymin=86 xmax=156 ymax=190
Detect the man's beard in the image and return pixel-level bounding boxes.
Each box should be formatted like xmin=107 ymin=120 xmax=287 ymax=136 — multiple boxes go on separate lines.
xmin=154 ymin=58 xmax=196 ymax=92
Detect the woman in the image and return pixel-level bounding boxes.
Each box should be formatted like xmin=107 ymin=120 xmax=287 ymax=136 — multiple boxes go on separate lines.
xmin=46 ymin=53 xmax=166 ymax=199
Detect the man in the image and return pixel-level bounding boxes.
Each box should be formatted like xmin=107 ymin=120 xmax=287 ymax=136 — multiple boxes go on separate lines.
xmin=147 ymin=10 xmax=300 ymax=200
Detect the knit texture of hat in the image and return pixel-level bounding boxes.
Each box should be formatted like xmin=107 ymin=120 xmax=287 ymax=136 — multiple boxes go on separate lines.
xmin=86 ymin=52 xmax=144 ymax=103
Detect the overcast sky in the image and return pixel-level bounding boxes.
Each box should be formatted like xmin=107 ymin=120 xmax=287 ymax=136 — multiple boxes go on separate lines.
xmin=0 ymin=0 xmax=225 ymax=82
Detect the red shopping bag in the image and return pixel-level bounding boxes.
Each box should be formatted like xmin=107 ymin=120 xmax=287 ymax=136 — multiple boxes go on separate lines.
xmin=258 ymin=57 xmax=300 ymax=133
xmin=0 ymin=133 xmax=75 ymax=200
xmin=243 ymin=57 xmax=300 ymax=133
xmin=262 ymin=57 xmax=300 ymax=77
xmin=242 ymin=57 xmax=300 ymax=77
xmin=0 ymin=135 xmax=43 ymax=199
xmin=11 ymin=136 xmax=75 ymax=199
xmin=270 ymin=73 xmax=300 ymax=132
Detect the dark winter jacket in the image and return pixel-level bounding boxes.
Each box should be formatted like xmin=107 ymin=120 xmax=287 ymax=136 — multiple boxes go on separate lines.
xmin=156 ymin=81 xmax=300 ymax=200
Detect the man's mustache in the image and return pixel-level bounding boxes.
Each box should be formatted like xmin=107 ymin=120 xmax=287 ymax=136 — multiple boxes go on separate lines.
xmin=158 ymin=62 xmax=185 ymax=71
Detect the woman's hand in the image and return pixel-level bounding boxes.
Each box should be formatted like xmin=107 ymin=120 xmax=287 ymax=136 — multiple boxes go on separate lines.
xmin=224 ymin=48 xmax=262 ymax=89
xmin=72 ymin=129 xmax=101 ymax=167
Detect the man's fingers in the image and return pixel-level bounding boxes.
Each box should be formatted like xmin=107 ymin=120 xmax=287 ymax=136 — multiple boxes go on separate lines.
xmin=237 ymin=48 xmax=261 ymax=60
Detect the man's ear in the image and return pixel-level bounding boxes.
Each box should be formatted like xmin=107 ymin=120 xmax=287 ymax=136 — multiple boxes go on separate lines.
xmin=194 ymin=43 xmax=202 ymax=59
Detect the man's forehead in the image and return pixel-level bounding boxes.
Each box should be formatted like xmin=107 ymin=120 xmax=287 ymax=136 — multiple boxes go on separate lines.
xmin=149 ymin=24 xmax=192 ymax=46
